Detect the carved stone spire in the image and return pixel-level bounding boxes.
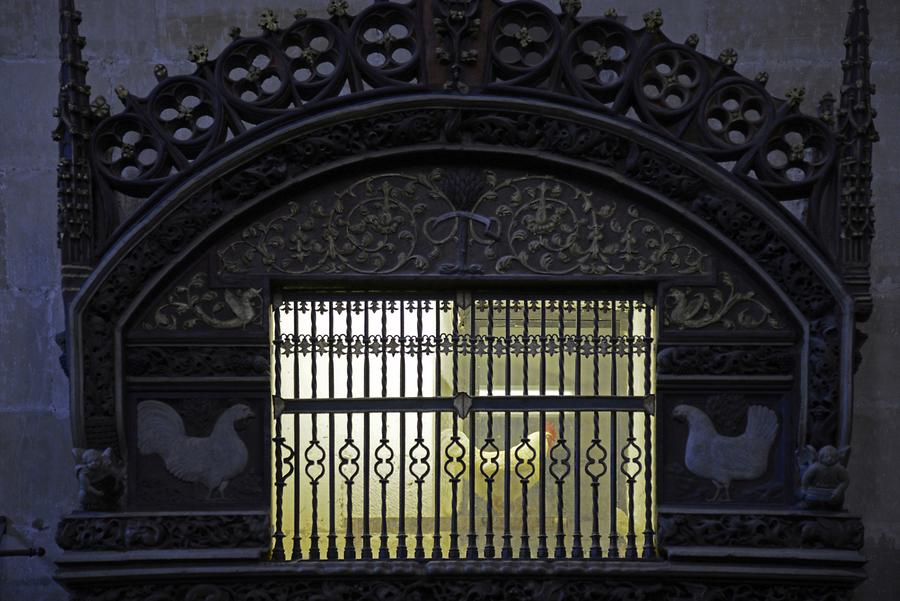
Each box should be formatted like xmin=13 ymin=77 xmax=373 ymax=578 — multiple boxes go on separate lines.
xmin=54 ymin=0 xmax=96 ymax=303
xmin=837 ymin=0 xmax=878 ymax=319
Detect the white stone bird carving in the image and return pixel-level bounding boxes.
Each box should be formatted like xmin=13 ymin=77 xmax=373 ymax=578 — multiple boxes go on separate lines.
xmin=673 ymin=404 xmax=778 ymax=501
xmin=137 ymin=401 xmax=254 ymax=498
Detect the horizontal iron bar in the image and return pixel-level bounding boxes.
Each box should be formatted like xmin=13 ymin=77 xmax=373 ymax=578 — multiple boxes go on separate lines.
xmin=280 ymin=394 xmax=654 ymax=414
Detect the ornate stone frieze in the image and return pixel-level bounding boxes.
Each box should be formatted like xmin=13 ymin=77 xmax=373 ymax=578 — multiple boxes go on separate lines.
xmin=66 ymin=577 xmax=854 ymax=601
xmin=141 ymin=272 xmax=263 ymax=331
xmin=56 ymin=513 xmax=269 ymax=551
xmin=663 ymin=272 xmax=784 ymax=330
xmin=125 ymin=345 xmax=269 ymax=377
xmin=216 ymin=170 xmax=710 ymax=278
xmin=657 ymin=345 xmax=794 ymax=376
xmin=658 ymin=512 xmax=863 ymax=551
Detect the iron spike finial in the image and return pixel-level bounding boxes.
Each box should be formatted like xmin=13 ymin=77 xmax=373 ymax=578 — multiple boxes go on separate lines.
xmin=259 ymin=8 xmax=279 ymax=32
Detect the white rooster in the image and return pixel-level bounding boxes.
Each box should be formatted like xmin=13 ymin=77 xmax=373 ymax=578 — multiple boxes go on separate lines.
xmin=440 ymin=423 xmax=557 ymax=515
xmin=137 ymin=401 xmax=254 ymax=498
xmin=673 ymin=404 xmax=778 ymax=501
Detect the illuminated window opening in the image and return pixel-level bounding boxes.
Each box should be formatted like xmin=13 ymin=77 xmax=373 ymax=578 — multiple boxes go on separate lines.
xmin=271 ymin=293 xmax=656 ymax=560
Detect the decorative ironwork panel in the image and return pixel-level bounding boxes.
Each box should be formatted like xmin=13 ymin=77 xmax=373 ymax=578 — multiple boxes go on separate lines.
xmin=270 ymin=293 xmax=656 ymax=560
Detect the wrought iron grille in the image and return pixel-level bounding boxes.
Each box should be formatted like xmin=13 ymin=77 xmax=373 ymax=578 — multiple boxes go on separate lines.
xmin=270 ymin=292 xmax=656 ymax=561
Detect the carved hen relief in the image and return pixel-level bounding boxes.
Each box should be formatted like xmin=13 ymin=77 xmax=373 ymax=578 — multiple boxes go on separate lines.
xmin=137 ymin=401 xmax=254 ymax=498
xmin=673 ymin=404 xmax=778 ymax=501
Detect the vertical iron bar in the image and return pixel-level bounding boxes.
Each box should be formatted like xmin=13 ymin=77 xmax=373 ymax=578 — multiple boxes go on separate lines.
xmin=518 ymin=410 xmax=531 ymax=559
xmin=414 ymin=300 xmax=426 ymax=559
xmin=291 ymin=302 xmax=302 ymax=559
xmin=272 ymin=299 xmax=286 ymax=560
xmin=572 ymin=301 xmax=584 ymax=558
xmin=608 ymin=301 xmax=620 ymax=559
xmin=449 ymin=299 xmax=461 ymax=559
xmin=501 ymin=300 xmax=513 ymax=559
xmin=484 ymin=300 xmax=496 ymax=558
xmin=379 ymin=306 xmax=390 ymax=559
xmin=308 ymin=304 xmax=320 ymax=559
xmin=538 ymin=300 xmax=548 ymax=559
xmin=466 ymin=300 xmax=478 ymax=559
xmin=397 ymin=304 xmax=408 ymax=558
xmin=642 ymin=299 xmax=656 ymax=558
xmin=432 ymin=301 xmax=443 ymax=559
xmin=589 ymin=301 xmax=602 ymax=559
xmin=554 ymin=302 xmax=566 ymax=559
xmin=624 ymin=301 xmax=638 ymax=560
xmin=361 ymin=302 xmax=372 ymax=559
xmin=343 ymin=412 xmax=356 ymax=559
xmin=327 ymin=301 xmax=337 ymax=560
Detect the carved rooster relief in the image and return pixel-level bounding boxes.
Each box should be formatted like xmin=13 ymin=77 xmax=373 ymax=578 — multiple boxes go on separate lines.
xmin=137 ymin=401 xmax=254 ymax=498
xmin=673 ymin=404 xmax=778 ymax=501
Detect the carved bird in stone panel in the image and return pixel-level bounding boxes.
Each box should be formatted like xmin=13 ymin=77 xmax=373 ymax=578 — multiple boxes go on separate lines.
xmin=672 ymin=404 xmax=778 ymax=502
xmin=137 ymin=401 xmax=254 ymax=499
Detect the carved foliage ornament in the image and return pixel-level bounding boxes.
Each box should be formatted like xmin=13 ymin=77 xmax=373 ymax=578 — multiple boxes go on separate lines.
xmin=142 ymin=272 xmax=263 ymax=330
xmin=56 ymin=513 xmax=269 ymax=551
xmin=664 ymin=272 xmax=784 ymax=330
xmin=216 ymin=169 xmax=710 ymax=278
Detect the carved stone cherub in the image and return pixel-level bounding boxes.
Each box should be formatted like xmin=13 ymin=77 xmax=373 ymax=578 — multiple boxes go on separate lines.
xmin=73 ymin=447 xmax=125 ymax=511
xmin=797 ymin=445 xmax=850 ymax=510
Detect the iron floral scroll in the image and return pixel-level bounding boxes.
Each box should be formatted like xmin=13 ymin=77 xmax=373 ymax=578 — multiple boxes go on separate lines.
xmin=216 ymin=169 xmax=710 ymax=278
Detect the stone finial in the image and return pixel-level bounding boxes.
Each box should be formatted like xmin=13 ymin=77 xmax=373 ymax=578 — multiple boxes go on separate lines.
xmin=229 ymin=26 xmax=242 ymax=40
xmin=754 ymin=71 xmax=769 ymax=86
xmin=294 ymin=8 xmax=308 ymax=20
xmin=818 ymin=92 xmax=837 ymax=126
xmin=328 ymin=0 xmax=350 ymax=17
xmin=643 ymin=8 xmax=663 ymax=32
xmin=786 ymin=86 xmax=806 ymax=108
xmin=153 ymin=64 xmax=168 ymax=81
xmin=258 ymin=8 xmax=279 ymax=32
xmin=114 ymin=85 xmax=129 ymax=101
xmin=718 ymin=48 xmax=738 ymax=67
xmin=188 ymin=44 xmax=209 ymax=65
xmin=90 ymin=96 xmax=110 ymax=119
xmin=559 ymin=0 xmax=581 ymax=16
xmin=685 ymin=34 xmax=700 ymax=49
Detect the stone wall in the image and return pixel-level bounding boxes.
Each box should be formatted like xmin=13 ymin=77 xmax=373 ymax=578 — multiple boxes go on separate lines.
xmin=0 ymin=1 xmax=896 ymax=599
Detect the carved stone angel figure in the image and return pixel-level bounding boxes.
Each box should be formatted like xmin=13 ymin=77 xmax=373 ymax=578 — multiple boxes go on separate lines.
xmin=797 ymin=445 xmax=850 ymax=510
xmin=73 ymin=447 xmax=125 ymax=511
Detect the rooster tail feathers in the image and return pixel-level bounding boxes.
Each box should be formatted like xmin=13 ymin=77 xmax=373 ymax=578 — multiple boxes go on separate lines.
xmin=745 ymin=405 xmax=778 ymax=442
xmin=137 ymin=400 xmax=186 ymax=457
